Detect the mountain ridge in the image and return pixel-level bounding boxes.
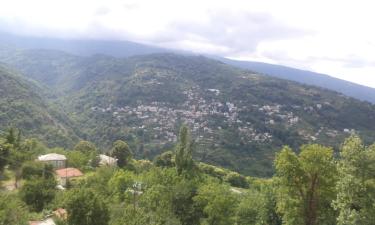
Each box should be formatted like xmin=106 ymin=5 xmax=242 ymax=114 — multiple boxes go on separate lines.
xmin=1 ymin=32 xmax=374 ymax=103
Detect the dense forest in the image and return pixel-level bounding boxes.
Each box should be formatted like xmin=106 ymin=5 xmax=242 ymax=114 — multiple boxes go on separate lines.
xmin=0 ymin=126 xmax=374 ymax=225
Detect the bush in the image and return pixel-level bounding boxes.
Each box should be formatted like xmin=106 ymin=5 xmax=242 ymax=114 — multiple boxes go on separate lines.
xmin=224 ymin=172 xmax=249 ymax=188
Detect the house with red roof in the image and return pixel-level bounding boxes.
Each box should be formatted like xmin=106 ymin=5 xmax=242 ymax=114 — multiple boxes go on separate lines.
xmin=55 ymin=167 xmax=83 ymax=187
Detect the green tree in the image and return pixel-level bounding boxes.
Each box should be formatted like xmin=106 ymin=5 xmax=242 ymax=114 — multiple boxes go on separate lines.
xmin=19 ymin=176 xmax=57 ymax=212
xmin=172 ymin=179 xmax=202 ymax=225
xmin=111 ymin=140 xmax=133 ymax=168
xmin=108 ymin=170 xmax=135 ymax=201
xmin=65 ymin=188 xmax=109 ymax=225
xmin=66 ymin=150 xmax=91 ymax=170
xmin=154 ymin=151 xmax=175 ymax=168
xmin=73 ymin=140 xmax=97 ymax=154
xmin=193 ymin=183 xmax=238 ymax=225
xmin=8 ymin=146 xmax=30 ymax=189
xmin=5 ymin=127 xmax=17 ymax=146
xmin=333 ymin=136 xmax=375 ymax=225
xmin=274 ymin=144 xmax=337 ymax=225
xmin=0 ymin=140 xmax=10 ymax=173
xmin=224 ymin=172 xmax=249 ymax=188
xmin=175 ymin=126 xmax=194 ymax=176
xmin=236 ymin=186 xmax=281 ymax=225
xmin=140 ymin=184 xmax=180 ymax=225
xmin=21 ymin=161 xmax=54 ymax=180
xmin=0 ymin=193 xmax=28 ymax=225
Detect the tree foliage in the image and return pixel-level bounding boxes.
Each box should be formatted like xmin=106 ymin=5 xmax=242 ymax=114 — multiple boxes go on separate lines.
xmin=0 ymin=193 xmax=28 ymax=225
xmin=19 ymin=176 xmax=57 ymax=212
xmin=65 ymin=188 xmax=109 ymax=225
xmin=333 ymin=135 xmax=375 ymax=225
xmin=275 ymin=144 xmax=337 ymax=225
xmin=194 ymin=183 xmax=237 ymax=225
xmin=111 ymin=140 xmax=133 ymax=168
xmin=175 ymin=126 xmax=195 ymax=176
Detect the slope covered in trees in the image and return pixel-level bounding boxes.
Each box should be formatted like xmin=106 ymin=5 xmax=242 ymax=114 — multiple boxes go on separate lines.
xmin=2 ymin=31 xmax=375 ymax=103
xmin=0 ymin=65 xmax=79 ymax=147
xmin=1 ymin=51 xmax=375 ymax=175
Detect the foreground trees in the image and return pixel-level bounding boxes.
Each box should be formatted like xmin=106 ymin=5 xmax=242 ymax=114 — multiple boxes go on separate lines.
xmin=2 ymin=125 xmax=375 ymax=225
xmin=275 ymin=144 xmax=337 ymax=225
xmin=19 ymin=176 xmax=57 ymax=212
xmin=65 ymin=188 xmax=109 ymax=225
xmin=0 ymin=193 xmax=28 ymax=225
xmin=334 ymin=136 xmax=375 ymax=225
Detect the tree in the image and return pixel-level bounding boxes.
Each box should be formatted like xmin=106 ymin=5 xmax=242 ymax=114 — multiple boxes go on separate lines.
xmin=175 ymin=126 xmax=195 ymax=176
xmin=65 ymin=188 xmax=109 ymax=225
xmin=274 ymin=144 xmax=337 ymax=225
xmin=333 ymin=136 xmax=375 ymax=225
xmin=73 ymin=140 xmax=97 ymax=154
xmin=236 ymin=186 xmax=281 ymax=225
xmin=5 ymin=127 xmax=17 ymax=146
xmin=108 ymin=170 xmax=135 ymax=201
xmin=193 ymin=183 xmax=238 ymax=225
xmin=19 ymin=176 xmax=57 ymax=212
xmin=66 ymin=150 xmax=91 ymax=170
xmin=0 ymin=193 xmax=28 ymax=225
xmin=224 ymin=172 xmax=249 ymax=188
xmin=8 ymin=146 xmax=30 ymax=189
xmin=111 ymin=140 xmax=132 ymax=168
xmin=21 ymin=161 xmax=54 ymax=180
xmin=172 ymin=179 xmax=202 ymax=225
xmin=154 ymin=151 xmax=175 ymax=168
xmin=0 ymin=140 xmax=10 ymax=173
xmin=139 ymin=184 xmax=180 ymax=225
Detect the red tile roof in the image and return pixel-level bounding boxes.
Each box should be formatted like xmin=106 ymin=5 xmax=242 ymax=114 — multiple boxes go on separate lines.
xmin=55 ymin=168 xmax=83 ymax=178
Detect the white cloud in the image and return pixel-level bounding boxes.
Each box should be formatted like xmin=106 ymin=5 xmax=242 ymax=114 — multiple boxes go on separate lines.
xmin=0 ymin=0 xmax=375 ymax=87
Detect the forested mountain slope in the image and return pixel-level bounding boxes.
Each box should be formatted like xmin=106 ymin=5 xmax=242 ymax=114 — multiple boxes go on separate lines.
xmin=2 ymin=32 xmax=375 ymax=103
xmin=1 ymin=50 xmax=375 ymax=176
xmin=0 ymin=65 xmax=79 ymax=147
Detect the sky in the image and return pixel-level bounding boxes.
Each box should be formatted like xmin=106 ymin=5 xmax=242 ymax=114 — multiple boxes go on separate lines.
xmin=1 ymin=0 xmax=375 ymax=88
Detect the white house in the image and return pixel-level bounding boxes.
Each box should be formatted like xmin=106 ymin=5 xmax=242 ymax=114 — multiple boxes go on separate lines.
xmin=99 ymin=154 xmax=118 ymax=167
xmin=38 ymin=153 xmax=67 ymax=169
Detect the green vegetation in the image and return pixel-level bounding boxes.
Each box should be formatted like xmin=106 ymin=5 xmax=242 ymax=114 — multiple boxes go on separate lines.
xmin=2 ymin=51 xmax=375 ymax=176
xmin=0 ymin=125 xmax=374 ymax=225
xmin=110 ymin=140 xmax=133 ymax=168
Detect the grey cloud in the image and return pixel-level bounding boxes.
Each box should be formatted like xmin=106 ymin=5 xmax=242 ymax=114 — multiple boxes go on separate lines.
xmin=149 ymin=11 xmax=311 ymax=55
xmin=306 ymin=55 xmax=375 ymax=68
xmin=94 ymin=6 xmax=112 ymax=17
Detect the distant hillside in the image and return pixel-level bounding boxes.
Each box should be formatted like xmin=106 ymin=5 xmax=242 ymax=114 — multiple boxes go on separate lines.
xmin=217 ymin=58 xmax=375 ymax=104
xmin=2 ymin=50 xmax=375 ymax=176
xmin=0 ymin=31 xmax=167 ymax=57
xmin=1 ymin=32 xmax=375 ymax=104
xmin=0 ymin=64 xmax=79 ymax=147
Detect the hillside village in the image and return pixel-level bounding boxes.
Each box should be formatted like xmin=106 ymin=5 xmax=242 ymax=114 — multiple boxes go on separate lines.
xmin=90 ymin=87 xmax=351 ymax=147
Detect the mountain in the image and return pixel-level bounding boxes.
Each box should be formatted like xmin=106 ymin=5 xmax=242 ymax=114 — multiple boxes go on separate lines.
xmin=218 ymin=57 xmax=375 ymax=104
xmin=1 ymin=49 xmax=375 ymax=176
xmin=1 ymin=32 xmax=375 ymax=104
xmin=0 ymin=64 xmax=79 ymax=147
xmin=0 ymin=31 xmax=167 ymax=57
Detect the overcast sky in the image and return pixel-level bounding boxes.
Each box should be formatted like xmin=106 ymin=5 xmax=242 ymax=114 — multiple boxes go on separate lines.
xmin=1 ymin=0 xmax=375 ymax=87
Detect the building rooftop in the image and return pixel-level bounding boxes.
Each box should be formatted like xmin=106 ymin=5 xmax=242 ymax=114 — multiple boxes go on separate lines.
xmin=38 ymin=153 xmax=67 ymax=161
xmin=99 ymin=154 xmax=118 ymax=166
xmin=55 ymin=168 xmax=83 ymax=178
xmin=29 ymin=218 xmax=56 ymax=225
